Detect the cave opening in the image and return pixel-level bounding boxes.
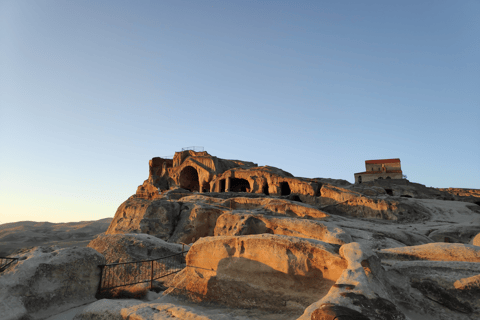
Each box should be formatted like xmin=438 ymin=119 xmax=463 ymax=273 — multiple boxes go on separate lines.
xmin=384 ymin=189 xmax=393 ymax=196
xmin=179 ymin=166 xmax=200 ymax=192
xmin=280 ymin=182 xmax=291 ymax=196
xmin=262 ymin=182 xmax=270 ymax=195
xmin=202 ymin=181 xmax=210 ymax=193
xmin=291 ymin=195 xmax=302 ymax=202
xmin=219 ymin=179 xmax=226 ymax=192
xmin=230 ymin=178 xmax=250 ymax=192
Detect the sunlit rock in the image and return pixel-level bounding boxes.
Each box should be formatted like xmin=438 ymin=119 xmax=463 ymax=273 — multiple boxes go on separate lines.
xmin=0 ymin=246 xmax=104 ymax=320
xmin=166 ymin=234 xmax=348 ymax=310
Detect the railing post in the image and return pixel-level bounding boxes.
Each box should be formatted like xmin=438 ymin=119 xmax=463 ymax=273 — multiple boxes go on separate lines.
xmin=96 ymin=265 xmax=104 ymax=296
xmin=150 ymin=260 xmax=154 ymax=290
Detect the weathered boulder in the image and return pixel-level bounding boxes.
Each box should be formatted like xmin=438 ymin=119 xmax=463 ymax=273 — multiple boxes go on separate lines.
xmin=214 ymin=212 xmax=351 ymax=245
xmin=106 ymin=197 xmax=182 ymax=240
xmin=88 ymin=233 xmax=184 ymax=263
xmin=0 ymin=246 xmax=105 ymax=320
xmin=166 ymin=234 xmax=348 ymax=310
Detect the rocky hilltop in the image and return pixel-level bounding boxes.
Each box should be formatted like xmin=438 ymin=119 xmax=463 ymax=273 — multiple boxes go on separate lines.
xmin=98 ymin=150 xmax=480 ymax=319
xmin=0 ymin=218 xmax=113 ymax=257
xmin=2 ymin=150 xmax=480 ymax=320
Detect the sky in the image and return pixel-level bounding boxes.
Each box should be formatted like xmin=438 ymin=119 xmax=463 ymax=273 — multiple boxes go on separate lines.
xmin=1 ymin=0 xmax=479 ymax=224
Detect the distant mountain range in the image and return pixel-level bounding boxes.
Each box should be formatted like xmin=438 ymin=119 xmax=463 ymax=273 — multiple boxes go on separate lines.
xmin=0 ymin=218 xmax=113 ymax=256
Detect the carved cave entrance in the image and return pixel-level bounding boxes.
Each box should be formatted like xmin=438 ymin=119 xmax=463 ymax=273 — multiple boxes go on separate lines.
xmin=280 ymin=182 xmax=291 ymax=196
xmin=202 ymin=181 xmax=210 ymax=193
xmin=179 ymin=166 xmax=200 ymax=192
xmin=230 ymin=178 xmax=250 ymax=192
xmin=219 ymin=179 xmax=226 ymax=192
xmin=262 ymin=182 xmax=269 ymax=195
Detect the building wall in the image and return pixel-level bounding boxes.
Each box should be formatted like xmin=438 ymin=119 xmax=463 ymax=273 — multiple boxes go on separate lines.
xmin=355 ymin=172 xmax=403 ymax=184
xmin=365 ymin=162 xmax=401 ymax=172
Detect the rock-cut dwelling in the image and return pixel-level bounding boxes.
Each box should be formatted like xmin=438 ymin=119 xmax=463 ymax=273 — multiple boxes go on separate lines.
xmin=354 ymin=158 xmax=403 ymax=184
xmin=135 ymin=148 xmax=323 ymax=201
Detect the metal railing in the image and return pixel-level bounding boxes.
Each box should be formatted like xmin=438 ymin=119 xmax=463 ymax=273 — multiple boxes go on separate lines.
xmin=181 ymin=146 xmax=204 ymax=152
xmin=97 ymin=251 xmax=186 ymax=294
xmin=0 ymin=257 xmax=18 ymax=273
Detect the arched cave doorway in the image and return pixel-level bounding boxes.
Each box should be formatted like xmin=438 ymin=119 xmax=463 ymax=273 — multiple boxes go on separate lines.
xmin=179 ymin=166 xmax=200 ymax=192
xmin=386 ymin=176 xmax=391 ymax=179
xmin=219 ymin=179 xmax=226 ymax=192
xmin=280 ymin=182 xmax=291 ymax=196
xmin=230 ymin=178 xmax=250 ymax=192
xmin=358 ymin=176 xmax=362 ymax=184
xmin=202 ymin=181 xmax=210 ymax=193
xmin=290 ymin=195 xmax=302 ymax=202
xmin=262 ymin=182 xmax=269 ymax=195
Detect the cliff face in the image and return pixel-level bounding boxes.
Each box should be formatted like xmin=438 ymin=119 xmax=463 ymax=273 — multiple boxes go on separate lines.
xmin=99 ymin=151 xmax=480 ymax=319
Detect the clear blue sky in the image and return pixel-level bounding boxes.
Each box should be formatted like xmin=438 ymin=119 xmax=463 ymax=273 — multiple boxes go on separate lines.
xmin=1 ymin=1 xmax=479 ymax=223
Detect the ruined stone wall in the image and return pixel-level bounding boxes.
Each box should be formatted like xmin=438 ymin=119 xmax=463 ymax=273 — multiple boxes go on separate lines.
xmin=355 ymin=172 xmax=403 ymax=183
xmin=149 ymin=157 xmax=173 ymax=180
xmin=365 ymin=161 xmax=401 ymax=172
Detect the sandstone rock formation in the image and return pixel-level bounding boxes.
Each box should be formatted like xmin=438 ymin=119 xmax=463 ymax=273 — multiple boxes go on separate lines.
xmin=85 ymin=150 xmax=480 ymax=319
xmin=213 ymin=212 xmax=351 ymax=245
xmin=0 ymin=246 xmax=104 ymax=320
xmin=166 ymin=234 xmax=347 ymax=310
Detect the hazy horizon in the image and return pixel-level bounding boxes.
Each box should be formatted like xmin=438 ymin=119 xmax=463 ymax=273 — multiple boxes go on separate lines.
xmin=1 ymin=1 xmax=479 ymax=224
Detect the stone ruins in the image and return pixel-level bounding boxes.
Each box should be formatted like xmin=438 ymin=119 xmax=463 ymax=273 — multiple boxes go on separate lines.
xmin=354 ymin=158 xmax=403 ymax=184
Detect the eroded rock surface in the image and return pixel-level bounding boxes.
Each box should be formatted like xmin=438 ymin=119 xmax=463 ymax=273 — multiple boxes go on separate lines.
xmin=66 ymin=151 xmax=480 ymax=320
xmin=214 ymin=212 xmax=351 ymax=245
xmin=0 ymin=246 xmax=104 ymax=320
xmin=166 ymin=234 xmax=347 ymax=310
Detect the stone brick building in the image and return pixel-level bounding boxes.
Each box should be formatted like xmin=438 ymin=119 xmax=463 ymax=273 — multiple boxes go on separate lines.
xmin=354 ymin=159 xmax=403 ymax=184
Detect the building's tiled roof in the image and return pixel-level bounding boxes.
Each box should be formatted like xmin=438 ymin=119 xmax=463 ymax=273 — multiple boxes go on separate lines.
xmin=354 ymin=170 xmax=403 ymax=175
xmin=365 ymin=159 xmax=400 ymax=164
